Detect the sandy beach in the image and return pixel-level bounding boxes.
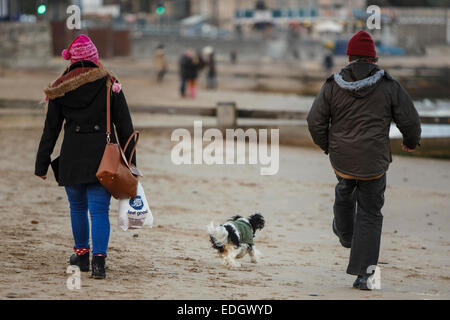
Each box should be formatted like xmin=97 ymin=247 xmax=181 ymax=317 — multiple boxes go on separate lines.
xmin=0 ymin=125 xmax=449 ymax=300
xmin=1 ymin=1 xmax=450 ymax=304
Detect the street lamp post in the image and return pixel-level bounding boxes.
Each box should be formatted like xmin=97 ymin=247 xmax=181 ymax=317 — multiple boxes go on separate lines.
xmin=212 ymin=0 xmax=219 ymax=27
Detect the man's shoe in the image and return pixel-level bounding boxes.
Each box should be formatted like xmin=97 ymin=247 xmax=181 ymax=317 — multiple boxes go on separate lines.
xmin=358 ymin=274 xmax=373 ymax=291
xmin=91 ymin=255 xmax=106 ymax=279
xmin=69 ymin=252 xmax=89 ymax=272
xmin=332 ymin=218 xmax=352 ymax=248
xmin=353 ymin=275 xmax=362 ymax=289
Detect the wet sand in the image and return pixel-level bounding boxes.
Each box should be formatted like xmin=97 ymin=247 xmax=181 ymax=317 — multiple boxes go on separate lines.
xmin=0 ymin=127 xmax=449 ymax=300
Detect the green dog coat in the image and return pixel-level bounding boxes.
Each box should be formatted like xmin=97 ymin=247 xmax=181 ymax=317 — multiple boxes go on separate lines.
xmin=225 ymin=218 xmax=254 ymax=245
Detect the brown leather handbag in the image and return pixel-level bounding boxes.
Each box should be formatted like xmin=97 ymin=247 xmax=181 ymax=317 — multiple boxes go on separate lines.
xmin=96 ymin=80 xmax=141 ymax=199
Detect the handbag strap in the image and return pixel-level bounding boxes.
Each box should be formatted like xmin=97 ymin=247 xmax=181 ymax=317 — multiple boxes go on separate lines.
xmin=105 ymin=79 xmax=112 ymax=143
xmin=105 ymin=78 xmax=139 ymax=166
xmin=123 ymin=130 xmax=139 ymax=165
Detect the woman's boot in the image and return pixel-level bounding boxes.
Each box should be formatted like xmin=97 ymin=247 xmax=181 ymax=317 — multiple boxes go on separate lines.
xmin=91 ymin=255 xmax=106 ymax=279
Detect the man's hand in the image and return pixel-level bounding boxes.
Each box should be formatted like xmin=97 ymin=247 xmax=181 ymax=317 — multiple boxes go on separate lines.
xmin=401 ymin=144 xmax=415 ymax=153
xmin=38 ymin=176 xmax=47 ymax=180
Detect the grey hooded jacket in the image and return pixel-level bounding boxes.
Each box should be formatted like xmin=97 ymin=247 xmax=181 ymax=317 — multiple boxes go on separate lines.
xmin=307 ymin=61 xmax=421 ymax=178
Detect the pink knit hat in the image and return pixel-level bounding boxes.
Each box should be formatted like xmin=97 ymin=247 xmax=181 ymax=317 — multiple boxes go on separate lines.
xmin=62 ymin=34 xmax=99 ymax=65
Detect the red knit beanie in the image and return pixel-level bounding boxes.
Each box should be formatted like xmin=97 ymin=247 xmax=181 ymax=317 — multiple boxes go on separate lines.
xmin=346 ymin=30 xmax=376 ymax=58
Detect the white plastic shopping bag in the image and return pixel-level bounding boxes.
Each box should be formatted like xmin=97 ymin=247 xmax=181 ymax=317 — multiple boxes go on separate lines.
xmin=118 ymin=182 xmax=153 ymax=231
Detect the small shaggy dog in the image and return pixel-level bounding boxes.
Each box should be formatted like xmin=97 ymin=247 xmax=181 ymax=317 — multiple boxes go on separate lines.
xmin=208 ymin=213 xmax=265 ymax=268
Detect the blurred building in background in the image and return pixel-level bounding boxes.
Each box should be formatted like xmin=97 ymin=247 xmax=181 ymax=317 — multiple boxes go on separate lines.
xmin=103 ymin=0 xmax=191 ymax=20
xmin=0 ymin=0 xmax=449 ymax=64
xmin=0 ymin=0 xmax=71 ymax=21
xmin=387 ymin=7 xmax=450 ymax=53
xmin=189 ymin=1 xmax=366 ymax=31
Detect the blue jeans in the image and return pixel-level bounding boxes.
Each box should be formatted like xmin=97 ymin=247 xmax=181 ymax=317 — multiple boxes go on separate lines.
xmin=65 ymin=182 xmax=111 ymax=256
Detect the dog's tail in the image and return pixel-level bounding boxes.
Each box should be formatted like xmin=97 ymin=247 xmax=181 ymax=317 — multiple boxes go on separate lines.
xmin=207 ymin=222 xmax=228 ymax=253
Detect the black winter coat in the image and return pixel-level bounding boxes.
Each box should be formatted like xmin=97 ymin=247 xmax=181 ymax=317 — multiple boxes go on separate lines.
xmin=207 ymin=54 xmax=217 ymax=77
xmin=179 ymin=54 xmax=199 ymax=80
xmin=35 ymin=61 xmax=136 ymax=186
xmin=307 ymin=61 xmax=421 ymax=178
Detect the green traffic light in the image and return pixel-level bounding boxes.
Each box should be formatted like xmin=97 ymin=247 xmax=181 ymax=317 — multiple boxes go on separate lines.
xmin=156 ymin=6 xmax=165 ymax=15
xmin=37 ymin=4 xmax=46 ymax=15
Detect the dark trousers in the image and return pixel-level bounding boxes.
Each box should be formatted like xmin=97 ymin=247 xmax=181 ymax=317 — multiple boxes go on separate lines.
xmin=333 ymin=174 xmax=386 ymax=275
xmin=180 ymin=77 xmax=186 ymax=96
xmin=157 ymin=70 xmax=166 ymax=83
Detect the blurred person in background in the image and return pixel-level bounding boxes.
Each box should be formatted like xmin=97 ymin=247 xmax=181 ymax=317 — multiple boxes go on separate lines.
xmin=288 ymin=22 xmax=301 ymax=60
xmin=179 ymin=50 xmax=190 ymax=97
xmin=179 ymin=49 xmax=200 ymax=98
xmin=203 ymin=46 xmax=217 ymax=90
xmin=307 ymin=31 xmax=421 ymax=290
xmin=323 ymin=41 xmax=335 ymax=73
xmin=235 ymin=24 xmax=243 ymax=39
xmin=35 ymin=35 xmax=136 ymax=279
xmin=153 ymin=43 xmax=168 ymax=83
xmin=230 ymin=50 xmax=237 ymax=64
xmin=196 ymin=48 xmax=206 ymax=73
xmin=323 ymin=52 xmax=334 ymax=74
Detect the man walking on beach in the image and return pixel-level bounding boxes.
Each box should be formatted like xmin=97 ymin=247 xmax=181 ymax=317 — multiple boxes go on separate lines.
xmin=307 ymin=31 xmax=421 ymax=290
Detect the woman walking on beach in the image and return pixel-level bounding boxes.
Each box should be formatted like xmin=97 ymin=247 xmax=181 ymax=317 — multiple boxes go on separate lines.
xmin=35 ymin=35 xmax=136 ymax=279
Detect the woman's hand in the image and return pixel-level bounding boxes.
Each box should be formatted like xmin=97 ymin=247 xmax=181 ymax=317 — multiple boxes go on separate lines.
xmin=38 ymin=176 xmax=47 ymax=180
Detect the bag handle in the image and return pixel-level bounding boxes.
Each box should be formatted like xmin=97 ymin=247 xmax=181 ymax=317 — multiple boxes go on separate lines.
xmin=105 ymin=78 xmax=139 ymax=166
xmin=123 ymin=130 xmax=139 ymax=165
xmin=106 ymin=79 xmax=112 ymax=143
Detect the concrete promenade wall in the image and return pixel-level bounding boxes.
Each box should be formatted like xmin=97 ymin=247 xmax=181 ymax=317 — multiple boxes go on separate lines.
xmin=0 ymin=22 xmax=52 ymax=68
